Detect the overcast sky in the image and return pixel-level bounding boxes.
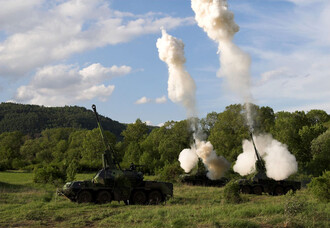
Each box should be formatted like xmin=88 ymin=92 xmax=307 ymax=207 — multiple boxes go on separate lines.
xmin=1 ymin=0 xmax=329 ymax=126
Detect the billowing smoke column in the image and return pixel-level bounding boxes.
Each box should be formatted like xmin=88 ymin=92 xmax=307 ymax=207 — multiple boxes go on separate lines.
xmin=191 ymin=0 xmax=252 ymax=110
xmin=191 ymin=0 xmax=298 ymax=180
xmin=156 ymin=29 xmax=197 ymax=118
xmin=157 ymin=29 xmax=230 ymax=180
xmin=233 ymin=134 xmax=298 ymax=180
xmin=179 ymin=139 xmax=230 ymax=180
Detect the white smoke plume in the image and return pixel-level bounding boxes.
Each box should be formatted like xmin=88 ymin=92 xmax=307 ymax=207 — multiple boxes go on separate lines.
xmin=233 ymin=134 xmax=298 ymax=180
xmin=156 ymin=29 xmax=197 ymax=117
xmin=191 ymin=0 xmax=253 ymax=124
xmin=178 ymin=139 xmax=230 ymax=180
xmin=157 ymin=29 xmax=229 ymax=179
xmin=179 ymin=147 xmax=199 ymax=173
xmin=195 ymin=139 xmax=230 ymax=180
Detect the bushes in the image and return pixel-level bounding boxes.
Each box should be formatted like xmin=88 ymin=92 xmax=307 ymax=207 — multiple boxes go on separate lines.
xmin=156 ymin=162 xmax=183 ymax=182
xmin=308 ymin=170 xmax=330 ymax=202
xmin=33 ymin=164 xmax=67 ymax=185
xmin=222 ymin=180 xmax=242 ymax=204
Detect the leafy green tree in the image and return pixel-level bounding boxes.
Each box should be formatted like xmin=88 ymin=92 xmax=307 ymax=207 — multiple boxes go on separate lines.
xmin=255 ymin=106 xmax=275 ymax=133
xmin=208 ymin=104 xmax=249 ymax=162
xmin=306 ymin=109 xmax=329 ymax=125
xmin=271 ymin=111 xmax=309 ymax=166
xmin=298 ymin=124 xmax=327 ymax=168
xmin=0 ymin=131 xmax=25 ymax=169
xmin=200 ymin=112 xmax=218 ymax=137
xmin=308 ymin=171 xmax=330 ymax=202
xmin=20 ymin=138 xmax=41 ymax=165
xmin=309 ymin=130 xmax=330 ymax=176
xmin=80 ymin=128 xmax=115 ymax=170
xmin=120 ymin=119 xmax=149 ymax=168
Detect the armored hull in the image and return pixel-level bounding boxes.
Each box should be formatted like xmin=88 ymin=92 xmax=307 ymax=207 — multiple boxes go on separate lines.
xmin=238 ymin=178 xmax=301 ymax=195
xmin=180 ymin=172 xmax=228 ymax=187
xmin=57 ymin=168 xmax=173 ymax=204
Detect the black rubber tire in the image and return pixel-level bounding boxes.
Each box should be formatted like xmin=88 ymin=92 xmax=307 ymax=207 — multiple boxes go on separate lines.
xmin=148 ymin=191 xmax=163 ymax=205
xmin=274 ymin=186 xmax=284 ymax=195
xmin=132 ymin=191 xmax=147 ymax=205
xmin=96 ymin=190 xmax=112 ymax=204
xmin=253 ymin=186 xmax=263 ymax=195
xmin=77 ymin=190 xmax=93 ymax=203
xmin=241 ymin=185 xmax=251 ymax=194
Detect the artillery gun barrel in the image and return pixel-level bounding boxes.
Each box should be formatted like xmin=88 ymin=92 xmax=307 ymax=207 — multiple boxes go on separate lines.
xmin=92 ymin=104 xmax=121 ymax=170
xmin=249 ymin=132 xmax=266 ymax=171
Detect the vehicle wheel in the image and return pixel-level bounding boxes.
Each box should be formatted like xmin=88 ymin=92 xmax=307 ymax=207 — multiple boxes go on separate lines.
xmin=77 ymin=190 xmax=93 ymax=203
xmin=241 ymin=185 xmax=251 ymax=194
xmin=132 ymin=191 xmax=147 ymax=205
xmin=148 ymin=191 xmax=163 ymax=205
xmin=274 ymin=186 xmax=284 ymax=195
xmin=97 ymin=190 xmax=112 ymax=204
xmin=253 ymin=186 xmax=263 ymax=195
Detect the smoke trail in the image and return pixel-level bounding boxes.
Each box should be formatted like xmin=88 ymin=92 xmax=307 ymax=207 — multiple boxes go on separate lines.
xmin=156 ymin=29 xmax=197 ymax=118
xmin=233 ymin=134 xmax=298 ymax=180
xmin=157 ymin=29 xmax=230 ymax=179
xmin=191 ymin=0 xmax=253 ymax=126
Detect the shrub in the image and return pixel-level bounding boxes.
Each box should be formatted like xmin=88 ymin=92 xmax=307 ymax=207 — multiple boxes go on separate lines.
xmin=0 ymin=159 xmax=10 ymax=171
xmin=11 ymin=158 xmax=28 ymax=170
xmin=307 ymin=170 xmax=330 ymax=202
xmin=284 ymin=195 xmax=306 ymax=217
xmin=33 ymin=164 xmax=66 ymax=185
xmin=156 ymin=162 xmax=183 ymax=182
xmin=222 ymin=180 xmax=242 ymax=204
xmin=66 ymin=160 xmax=78 ymax=182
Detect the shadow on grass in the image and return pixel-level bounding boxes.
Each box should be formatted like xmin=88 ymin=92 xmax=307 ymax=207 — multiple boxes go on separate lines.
xmin=0 ymin=181 xmax=27 ymax=192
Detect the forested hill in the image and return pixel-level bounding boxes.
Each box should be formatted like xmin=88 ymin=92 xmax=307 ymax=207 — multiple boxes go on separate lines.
xmin=0 ymin=102 xmax=126 ymax=139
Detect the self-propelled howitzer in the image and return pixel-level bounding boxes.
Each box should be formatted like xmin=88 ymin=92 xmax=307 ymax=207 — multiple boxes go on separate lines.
xmin=238 ymin=132 xmax=301 ymax=195
xmin=57 ymin=105 xmax=173 ymax=204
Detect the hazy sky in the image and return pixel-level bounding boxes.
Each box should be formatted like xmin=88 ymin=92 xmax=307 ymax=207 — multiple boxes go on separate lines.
xmin=1 ymin=0 xmax=329 ymax=126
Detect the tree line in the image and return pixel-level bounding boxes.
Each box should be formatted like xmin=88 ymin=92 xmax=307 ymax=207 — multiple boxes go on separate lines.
xmin=0 ymin=102 xmax=126 ymax=140
xmin=0 ymin=104 xmax=329 ymax=183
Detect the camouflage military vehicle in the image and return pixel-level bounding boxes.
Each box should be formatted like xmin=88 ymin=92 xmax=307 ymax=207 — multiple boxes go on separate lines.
xmin=180 ymin=159 xmax=228 ymax=187
xmin=180 ymin=171 xmax=228 ymax=187
xmin=57 ymin=105 xmax=173 ymax=204
xmin=238 ymin=133 xmax=301 ymax=195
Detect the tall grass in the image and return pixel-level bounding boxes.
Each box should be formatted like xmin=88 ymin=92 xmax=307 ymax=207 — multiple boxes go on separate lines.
xmin=0 ymin=171 xmax=329 ymax=227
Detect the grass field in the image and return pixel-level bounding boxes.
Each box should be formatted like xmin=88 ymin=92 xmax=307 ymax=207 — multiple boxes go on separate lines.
xmin=0 ymin=171 xmax=329 ymax=228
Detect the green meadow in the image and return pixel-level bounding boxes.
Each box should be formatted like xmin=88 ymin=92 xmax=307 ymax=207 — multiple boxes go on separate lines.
xmin=0 ymin=171 xmax=329 ymax=228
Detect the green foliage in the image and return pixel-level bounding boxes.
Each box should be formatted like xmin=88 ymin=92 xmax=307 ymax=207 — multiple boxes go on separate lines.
xmin=0 ymin=103 xmax=329 ymax=179
xmin=66 ymin=160 xmax=78 ymax=182
xmin=0 ymin=102 xmax=126 ymax=140
xmin=208 ymin=104 xmax=249 ymax=162
xmin=156 ymin=162 xmax=183 ymax=182
xmin=309 ymin=130 xmax=330 ymax=176
xmin=222 ymin=180 xmax=242 ymax=204
xmin=33 ymin=164 xmax=66 ymax=185
xmin=284 ymin=194 xmax=307 ymax=217
xmin=307 ymin=171 xmax=330 ymax=202
xmin=0 ymin=131 xmax=25 ymax=169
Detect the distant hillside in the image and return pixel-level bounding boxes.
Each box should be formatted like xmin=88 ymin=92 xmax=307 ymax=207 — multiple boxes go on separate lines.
xmin=0 ymin=102 xmax=127 ymax=139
